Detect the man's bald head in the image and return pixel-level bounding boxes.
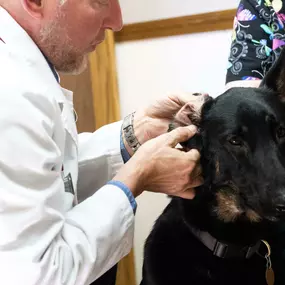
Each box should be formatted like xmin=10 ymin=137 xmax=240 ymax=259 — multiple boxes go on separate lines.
xmin=0 ymin=0 xmax=123 ymax=74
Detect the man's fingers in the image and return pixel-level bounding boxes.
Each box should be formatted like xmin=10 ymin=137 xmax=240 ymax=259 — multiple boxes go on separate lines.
xmin=191 ymin=164 xmax=202 ymax=179
xmin=177 ymin=188 xmax=196 ymax=199
xmin=169 ymin=93 xmax=206 ymax=106
xmin=186 ymin=148 xmax=200 ymax=161
xmin=184 ymin=149 xmax=201 ymax=171
xmin=177 ymin=175 xmax=203 ymax=200
xmin=164 ymin=125 xmax=197 ymax=148
xmin=189 ymin=176 xmax=204 ymax=188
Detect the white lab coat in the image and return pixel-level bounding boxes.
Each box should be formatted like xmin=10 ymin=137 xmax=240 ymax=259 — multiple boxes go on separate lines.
xmin=0 ymin=7 xmax=134 ymax=285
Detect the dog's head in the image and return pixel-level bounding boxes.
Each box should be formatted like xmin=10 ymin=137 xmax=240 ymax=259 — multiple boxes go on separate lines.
xmin=176 ymin=49 xmax=285 ymax=224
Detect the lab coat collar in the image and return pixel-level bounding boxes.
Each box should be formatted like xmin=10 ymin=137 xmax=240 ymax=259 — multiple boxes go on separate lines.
xmin=42 ymin=52 xmax=60 ymax=83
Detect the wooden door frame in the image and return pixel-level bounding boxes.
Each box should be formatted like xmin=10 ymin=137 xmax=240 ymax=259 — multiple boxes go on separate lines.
xmin=115 ymin=9 xmax=236 ymax=42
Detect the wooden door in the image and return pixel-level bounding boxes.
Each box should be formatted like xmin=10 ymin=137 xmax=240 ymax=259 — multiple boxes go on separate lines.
xmin=60 ymin=66 xmax=95 ymax=133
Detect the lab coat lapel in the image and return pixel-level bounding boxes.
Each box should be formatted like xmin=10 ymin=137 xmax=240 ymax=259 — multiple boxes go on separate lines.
xmin=60 ymin=88 xmax=78 ymax=146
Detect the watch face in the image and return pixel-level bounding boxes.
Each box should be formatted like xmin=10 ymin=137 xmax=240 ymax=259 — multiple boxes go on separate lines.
xmin=132 ymin=144 xmax=140 ymax=152
xmin=123 ymin=113 xmax=140 ymax=151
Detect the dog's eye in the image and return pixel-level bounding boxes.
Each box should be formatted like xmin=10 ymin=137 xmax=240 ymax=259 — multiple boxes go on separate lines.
xmin=276 ymin=126 xmax=285 ymax=139
xmin=228 ymin=136 xmax=243 ymax=146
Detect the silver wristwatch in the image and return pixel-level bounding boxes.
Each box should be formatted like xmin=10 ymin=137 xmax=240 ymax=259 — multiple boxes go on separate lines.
xmin=122 ymin=112 xmax=141 ymax=152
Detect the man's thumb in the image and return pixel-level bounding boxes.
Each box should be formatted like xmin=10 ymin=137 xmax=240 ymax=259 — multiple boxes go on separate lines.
xmin=165 ymin=125 xmax=197 ymax=147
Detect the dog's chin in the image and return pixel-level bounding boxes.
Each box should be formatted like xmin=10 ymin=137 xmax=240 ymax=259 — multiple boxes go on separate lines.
xmin=212 ymin=185 xmax=263 ymax=223
xmin=263 ymin=211 xmax=285 ymax=222
xmin=264 ymin=216 xmax=279 ymax=222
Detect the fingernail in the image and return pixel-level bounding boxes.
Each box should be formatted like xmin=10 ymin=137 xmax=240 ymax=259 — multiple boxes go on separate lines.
xmin=188 ymin=125 xmax=197 ymax=133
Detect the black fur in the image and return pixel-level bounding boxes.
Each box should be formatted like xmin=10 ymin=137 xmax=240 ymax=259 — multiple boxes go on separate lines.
xmin=140 ymin=50 xmax=285 ymax=285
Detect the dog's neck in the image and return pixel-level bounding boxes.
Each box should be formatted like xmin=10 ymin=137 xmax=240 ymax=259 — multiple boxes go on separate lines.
xmin=177 ymin=188 xmax=275 ymax=246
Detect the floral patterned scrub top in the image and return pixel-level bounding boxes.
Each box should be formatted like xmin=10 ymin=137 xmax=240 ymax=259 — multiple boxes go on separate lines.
xmin=226 ymin=0 xmax=285 ymax=83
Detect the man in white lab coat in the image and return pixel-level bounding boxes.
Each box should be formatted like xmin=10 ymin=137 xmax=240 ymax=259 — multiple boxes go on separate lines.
xmin=0 ymin=0 xmax=204 ymax=284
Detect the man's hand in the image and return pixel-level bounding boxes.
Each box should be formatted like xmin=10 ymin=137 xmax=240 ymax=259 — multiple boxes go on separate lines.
xmin=114 ymin=125 xmax=203 ymax=199
xmin=133 ymin=93 xmax=208 ymax=146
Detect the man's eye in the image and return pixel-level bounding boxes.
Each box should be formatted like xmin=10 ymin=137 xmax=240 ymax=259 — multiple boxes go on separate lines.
xmin=96 ymin=0 xmax=109 ymax=6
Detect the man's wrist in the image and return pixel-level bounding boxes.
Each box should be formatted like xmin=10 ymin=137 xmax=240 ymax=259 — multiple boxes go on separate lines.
xmin=120 ymin=132 xmax=131 ymax=163
xmin=121 ymin=111 xmax=150 ymax=158
xmin=122 ymin=130 xmax=135 ymax=157
xmin=121 ymin=112 xmax=141 ymax=156
xmin=113 ymin=162 xmax=146 ymax=198
xmin=132 ymin=111 xmax=149 ymax=145
xmin=107 ymin=180 xmax=137 ymax=214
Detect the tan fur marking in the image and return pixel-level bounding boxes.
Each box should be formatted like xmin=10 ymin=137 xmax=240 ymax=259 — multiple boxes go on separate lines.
xmin=215 ymin=160 xmax=220 ymax=176
xmin=215 ymin=190 xmax=242 ymax=223
xmin=245 ymin=209 xmax=262 ymax=223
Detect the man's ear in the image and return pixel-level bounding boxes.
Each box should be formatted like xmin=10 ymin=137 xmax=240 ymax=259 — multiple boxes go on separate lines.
xmin=21 ymin=0 xmax=44 ymax=19
xmin=260 ymin=47 xmax=285 ymax=102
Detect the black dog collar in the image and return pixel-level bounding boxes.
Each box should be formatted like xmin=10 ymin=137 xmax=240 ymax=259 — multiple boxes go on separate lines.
xmin=183 ymin=220 xmax=261 ymax=259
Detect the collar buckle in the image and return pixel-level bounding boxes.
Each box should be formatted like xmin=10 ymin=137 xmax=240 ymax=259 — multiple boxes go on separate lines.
xmin=213 ymin=239 xmax=261 ymax=259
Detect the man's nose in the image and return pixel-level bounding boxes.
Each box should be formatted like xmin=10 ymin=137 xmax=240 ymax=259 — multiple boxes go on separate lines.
xmin=103 ymin=0 xmax=123 ymax=32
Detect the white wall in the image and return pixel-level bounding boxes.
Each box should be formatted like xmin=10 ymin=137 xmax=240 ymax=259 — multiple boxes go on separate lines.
xmin=119 ymin=0 xmax=239 ymax=24
xmin=116 ymin=29 xmax=233 ymax=283
xmin=116 ymin=31 xmax=232 ymax=116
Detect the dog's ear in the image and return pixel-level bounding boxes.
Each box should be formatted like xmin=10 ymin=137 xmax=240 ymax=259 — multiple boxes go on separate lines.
xmin=260 ymin=48 xmax=285 ymax=102
xmin=172 ymin=94 xmax=212 ymax=128
xmin=169 ymin=94 xmax=213 ymax=152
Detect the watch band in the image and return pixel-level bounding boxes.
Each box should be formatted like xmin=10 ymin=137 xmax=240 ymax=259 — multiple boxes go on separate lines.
xmin=122 ymin=112 xmax=141 ymax=152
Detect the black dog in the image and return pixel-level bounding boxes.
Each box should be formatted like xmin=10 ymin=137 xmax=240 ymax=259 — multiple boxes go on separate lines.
xmin=140 ymin=50 xmax=285 ymax=285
